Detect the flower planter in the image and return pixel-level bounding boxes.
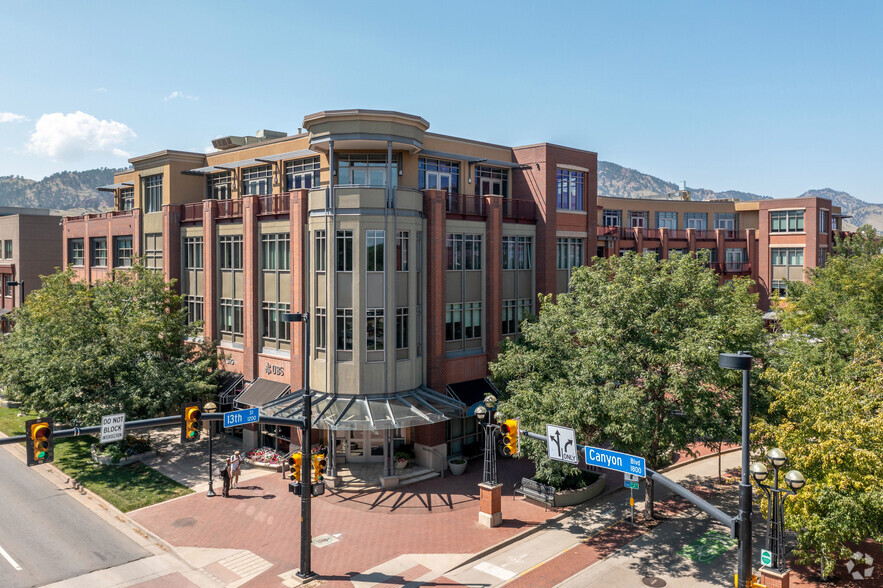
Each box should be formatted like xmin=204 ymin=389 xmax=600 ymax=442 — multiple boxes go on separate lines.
xmin=552 ymin=473 xmax=606 ymax=507
xmin=448 ymin=459 xmax=467 ymax=476
xmin=394 ymin=459 xmax=408 ymax=471
xmin=91 ymin=449 xmax=156 ymax=466
xmin=243 ymin=457 xmax=283 ymax=472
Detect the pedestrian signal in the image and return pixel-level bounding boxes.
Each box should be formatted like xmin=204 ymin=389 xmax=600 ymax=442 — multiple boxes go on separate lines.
xmin=289 ymin=452 xmax=303 ymax=482
xmin=501 ymin=418 xmax=520 ymax=457
xmin=181 ymin=402 xmax=202 ymax=442
xmin=312 ymin=453 xmax=326 ymax=482
xmin=26 ymin=418 xmax=54 ymax=466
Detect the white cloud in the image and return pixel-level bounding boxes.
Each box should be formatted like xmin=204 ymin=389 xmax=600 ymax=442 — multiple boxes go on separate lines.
xmin=164 ymin=91 xmax=199 ymax=102
xmin=26 ymin=111 xmax=136 ymax=161
xmin=0 ymin=112 xmax=28 ymax=123
xmin=92 ymin=87 xmax=107 ymax=92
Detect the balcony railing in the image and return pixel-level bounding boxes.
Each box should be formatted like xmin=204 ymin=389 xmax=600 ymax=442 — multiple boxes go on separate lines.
xmin=445 ymin=193 xmax=485 ymax=217
xmin=597 ymin=225 xmax=619 ymax=238
xmin=722 ymin=262 xmax=752 ymax=274
xmin=182 ymin=203 xmax=202 ymax=223
xmin=109 ymin=209 xmax=135 ymax=218
xmin=644 ymin=228 xmax=660 ymax=240
xmin=216 ymin=199 xmax=242 ymax=220
xmin=669 ymin=229 xmax=688 ymax=240
xmin=502 ymin=198 xmax=536 ymax=222
xmin=722 ymin=229 xmax=739 ymax=240
xmin=693 ymin=229 xmax=715 ymax=240
xmin=257 ymin=193 xmax=291 ymax=216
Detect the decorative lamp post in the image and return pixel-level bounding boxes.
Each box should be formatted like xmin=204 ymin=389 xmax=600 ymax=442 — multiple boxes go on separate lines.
xmin=474 ymin=394 xmax=499 ymax=485
xmin=751 ymin=448 xmax=804 ymax=573
xmin=204 ymin=401 xmax=218 ymax=497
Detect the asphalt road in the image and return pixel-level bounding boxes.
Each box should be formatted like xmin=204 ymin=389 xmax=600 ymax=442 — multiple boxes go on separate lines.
xmin=0 ymin=446 xmax=149 ymax=588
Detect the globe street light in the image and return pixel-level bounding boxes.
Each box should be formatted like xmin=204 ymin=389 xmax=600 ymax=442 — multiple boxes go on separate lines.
xmin=751 ymin=448 xmax=804 ymax=573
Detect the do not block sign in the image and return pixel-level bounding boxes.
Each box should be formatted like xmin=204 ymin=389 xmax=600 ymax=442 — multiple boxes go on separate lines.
xmin=100 ymin=413 xmax=126 ymax=444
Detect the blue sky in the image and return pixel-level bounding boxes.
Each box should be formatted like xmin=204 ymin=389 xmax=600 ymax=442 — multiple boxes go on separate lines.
xmin=2 ymin=1 xmax=882 ymax=203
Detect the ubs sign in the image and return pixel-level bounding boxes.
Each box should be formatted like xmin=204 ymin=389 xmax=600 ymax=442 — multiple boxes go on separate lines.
xmin=265 ymin=362 xmax=284 ymax=377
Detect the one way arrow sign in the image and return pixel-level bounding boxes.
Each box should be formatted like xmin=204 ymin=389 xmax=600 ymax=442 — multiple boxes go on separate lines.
xmin=546 ymin=424 xmax=579 ymax=464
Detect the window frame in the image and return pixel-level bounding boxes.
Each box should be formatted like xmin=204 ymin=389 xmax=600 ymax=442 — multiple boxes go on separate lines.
xmin=366 ymin=230 xmax=385 ymax=272
xmin=556 ymin=169 xmax=584 ymax=211
xmin=143 ymin=175 xmax=163 ymax=213
xmin=90 ymin=237 xmax=107 ymax=267
xmin=336 ymin=230 xmax=353 ymax=272
xmin=284 ymin=157 xmax=320 ymax=191
xmin=113 ymin=236 xmax=133 ymax=268
xmin=241 ymin=165 xmax=273 ymax=196
xmin=69 ymin=238 xmax=85 ymax=267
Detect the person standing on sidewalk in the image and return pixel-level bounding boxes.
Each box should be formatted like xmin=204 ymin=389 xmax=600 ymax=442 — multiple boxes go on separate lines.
xmin=227 ymin=450 xmax=242 ymax=489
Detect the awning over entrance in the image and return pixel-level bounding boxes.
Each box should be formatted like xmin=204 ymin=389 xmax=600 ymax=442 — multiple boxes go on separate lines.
xmin=234 ymin=378 xmax=290 ymax=408
xmin=447 ymin=378 xmax=499 ymax=416
xmin=261 ymin=387 xmax=466 ymax=431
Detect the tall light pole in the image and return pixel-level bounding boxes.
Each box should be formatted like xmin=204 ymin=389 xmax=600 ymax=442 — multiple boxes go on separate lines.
xmin=719 ymin=351 xmax=754 ymax=588
xmin=282 ymin=311 xmax=315 ymax=581
xmin=751 ymin=449 xmax=805 ymax=572
xmin=474 ymin=395 xmax=499 ymax=485
xmin=204 ymin=401 xmax=218 ymax=497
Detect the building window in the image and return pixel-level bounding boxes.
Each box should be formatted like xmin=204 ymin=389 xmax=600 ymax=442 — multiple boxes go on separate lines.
xmin=724 ymin=248 xmax=746 ymax=271
xmin=90 ymin=237 xmax=107 ymax=267
xmin=207 ymin=173 xmax=232 ymax=200
xmin=819 ymin=210 xmax=829 ymax=233
xmin=628 ymin=211 xmax=649 ymax=228
xmin=445 ymin=303 xmax=462 ymax=341
xmin=684 ymin=212 xmax=707 ymax=230
xmin=120 ymin=188 xmax=134 ymax=210
xmin=336 ymin=308 xmax=353 ymax=350
xmin=336 ymin=230 xmax=353 ymax=271
xmin=446 ymin=302 xmax=481 ymax=341
xmin=714 ymin=213 xmax=738 ymax=230
xmin=315 ymin=307 xmax=327 ymax=350
xmin=262 ymin=302 xmax=291 ymax=344
xmin=556 ymin=238 xmax=584 ymax=270
xmin=771 ymin=248 xmax=804 ymax=266
xmin=396 ymin=231 xmax=409 ymax=271
xmin=818 ymin=247 xmax=827 ymax=268
xmin=184 ymin=237 xmax=203 ymax=269
xmin=219 ymin=235 xmax=243 ymax=270
xmin=366 ymin=230 xmax=384 ymax=272
xmin=3 ymin=275 xmax=11 ymax=298
xmin=143 ymin=175 xmax=163 ymax=213
xmin=315 ymin=230 xmax=326 ymax=272
xmin=418 ymin=158 xmax=460 ymax=193
xmin=447 ymin=234 xmax=482 ymax=270
xmin=396 ymin=307 xmax=408 ymax=349
xmin=475 ymin=165 xmax=508 ymax=196
xmin=556 ymin=169 xmax=584 ymax=210
xmin=145 ymin=233 xmax=162 ymax=271
xmin=337 ymin=154 xmax=398 ymax=187
xmin=261 ymin=233 xmax=290 ymax=270
xmin=502 ymin=236 xmax=532 ymax=270
xmin=242 ymin=165 xmax=272 ymax=196
xmin=185 ymin=295 xmax=204 ymax=325
xmin=464 ymin=302 xmax=481 ymax=339
xmin=220 ymin=298 xmax=243 ymax=335
xmin=3 ymin=240 xmax=12 ymax=259
xmin=285 ymin=157 xmax=320 ymax=191
xmin=770 ymin=210 xmax=804 ymax=233
xmin=770 ymin=280 xmax=788 ymax=297
xmin=656 ymin=212 xmax=677 ymax=230
xmin=502 ymin=300 xmax=517 ymax=335
xmin=69 ymin=238 xmax=85 ymax=266
xmin=446 ymin=417 xmax=479 ymax=457
xmin=366 ymin=308 xmax=384 ymax=352
xmin=602 ymin=210 xmax=622 ymax=227
xmin=113 ymin=236 xmax=133 ymax=268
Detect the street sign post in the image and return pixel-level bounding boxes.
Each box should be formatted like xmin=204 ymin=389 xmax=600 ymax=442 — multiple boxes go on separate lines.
xmin=100 ymin=413 xmax=126 ymax=444
xmin=224 ymin=407 xmax=260 ymax=428
xmin=624 ymin=480 xmax=640 ymax=490
xmin=545 ymin=424 xmax=578 ymax=464
xmin=584 ymin=445 xmax=646 ymax=477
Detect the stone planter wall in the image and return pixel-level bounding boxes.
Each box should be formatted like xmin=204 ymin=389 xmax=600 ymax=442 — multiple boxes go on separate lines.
xmin=91 ymin=448 xmax=156 ymax=466
xmin=552 ymin=473 xmax=607 ymax=508
xmin=243 ymin=457 xmax=283 ymax=472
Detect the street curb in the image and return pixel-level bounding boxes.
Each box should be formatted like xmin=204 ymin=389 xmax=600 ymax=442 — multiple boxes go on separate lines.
xmin=447 ymin=445 xmax=744 ymax=573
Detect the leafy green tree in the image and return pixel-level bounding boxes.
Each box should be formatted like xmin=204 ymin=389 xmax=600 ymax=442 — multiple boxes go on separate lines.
xmin=492 ymin=252 xmax=766 ymax=517
xmin=756 ymin=339 xmax=883 ymax=577
xmin=0 ymin=265 xmax=221 ymax=424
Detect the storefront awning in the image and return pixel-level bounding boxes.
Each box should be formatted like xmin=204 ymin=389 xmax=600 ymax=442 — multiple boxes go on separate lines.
xmin=256 ymin=149 xmax=319 ymax=163
xmin=447 ymin=378 xmax=499 ymax=416
xmin=261 ymin=387 xmax=466 ymax=431
xmin=96 ymin=182 xmax=134 ymax=192
xmin=234 ymin=378 xmax=290 ymax=408
xmin=0 ymin=308 xmax=12 ymax=316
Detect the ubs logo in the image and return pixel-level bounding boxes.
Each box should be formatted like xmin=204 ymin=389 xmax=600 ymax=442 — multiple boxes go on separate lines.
xmin=265 ymin=363 xmax=284 ymax=377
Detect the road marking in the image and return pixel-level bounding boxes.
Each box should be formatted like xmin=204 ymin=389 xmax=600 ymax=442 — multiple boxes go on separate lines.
xmin=0 ymin=543 xmax=22 ymax=571
xmin=475 ymin=561 xmax=517 ymax=580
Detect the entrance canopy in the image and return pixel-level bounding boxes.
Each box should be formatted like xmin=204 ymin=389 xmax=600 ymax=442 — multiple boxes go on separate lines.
xmin=261 ymin=387 xmax=465 ymax=431
xmin=234 ymin=378 xmax=290 ymax=409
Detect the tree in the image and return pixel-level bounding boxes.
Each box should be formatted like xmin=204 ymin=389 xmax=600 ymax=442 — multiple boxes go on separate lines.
xmin=755 ymin=339 xmax=883 ymax=577
xmin=492 ymin=252 xmax=767 ymax=517
xmin=0 ymin=265 xmax=221 ymax=424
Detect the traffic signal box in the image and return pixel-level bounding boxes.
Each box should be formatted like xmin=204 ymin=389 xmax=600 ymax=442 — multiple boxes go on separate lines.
xmin=501 ymin=418 xmax=520 ymax=457
xmin=312 ymin=453 xmax=326 ymax=482
xmin=289 ymin=452 xmax=303 ymax=482
xmin=25 ymin=418 xmax=54 ymax=466
xmin=181 ymin=402 xmax=202 ymax=443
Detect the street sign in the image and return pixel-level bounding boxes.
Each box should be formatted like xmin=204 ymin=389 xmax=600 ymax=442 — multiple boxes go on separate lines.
xmin=545 ymin=424 xmax=578 ymax=464
xmin=625 ymin=473 xmax=640 ymax=482
xmin=100 ymin=413 xmax=126 ymax=444
xmin=761 ymin=549 xmax=773 ymax=567
xmin=584 ymin=445 xmax=646 ymax=477
xmin=224 ymin=407 xmax=260 ymax=428
xmin=625 ymin=480 xmax=640 ymax=490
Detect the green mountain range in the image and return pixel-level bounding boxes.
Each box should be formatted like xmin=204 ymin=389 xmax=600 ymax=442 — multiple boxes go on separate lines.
xmin=0 ymin=165 xmax=880 ymax=231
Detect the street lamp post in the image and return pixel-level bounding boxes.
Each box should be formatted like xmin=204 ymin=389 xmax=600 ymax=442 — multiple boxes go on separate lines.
xmin=7 ymin=280 xmax=23 ymax=308
xmin=204 ymin=401 xmax=218 ymax=498
xmin=719 ymin=351 xmax=754 ymax=588
xmin=474 ymin=395 xmax=499 ymax=485
xmin=751 ymin=449 xmax=805 ymax=573
xmin=282 ymin=311 xmax=315 ymax=581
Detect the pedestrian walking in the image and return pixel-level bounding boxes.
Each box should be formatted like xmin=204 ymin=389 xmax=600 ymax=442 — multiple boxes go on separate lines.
xmin=220 ymin=466 xmax=231 ymax=497
xmin=227 ymin=450 xmax=242 ymax=488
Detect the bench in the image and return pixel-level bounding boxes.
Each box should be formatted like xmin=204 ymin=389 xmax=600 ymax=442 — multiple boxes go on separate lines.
xmin=515 ymin=477 xmax=557 ymax=509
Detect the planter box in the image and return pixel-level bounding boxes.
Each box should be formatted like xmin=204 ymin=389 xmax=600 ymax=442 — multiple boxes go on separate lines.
xmin=552 ymin=473 xmax=606 ymax=507
xmin=448 ymin=460 xmax=467 ymax=476
xmin=243 ymin=457 xmax=283 ymax=472
xmin=91 ymin=449 xmax=156 ymax=466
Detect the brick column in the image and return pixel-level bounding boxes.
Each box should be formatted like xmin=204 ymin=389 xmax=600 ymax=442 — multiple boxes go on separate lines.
xmin=634 ymin=227 xmax=644 ymax=253
xmin=746 ymin=229 xmax=758 ymax=284
xmin=760 ymin=568 xmax=790 ymax=588
xmin=202 ymin=200 xmax=217 ymax=342
xmin=660 ymin=228 xmax=669 ymax=260
xmin=485 ymin=195 xmax=502 ymax=363
xmin=289 ymin=190 xmax=308 ymax=391
xmin=687 ymin=228 xmax=696 ymax=255
xmin=163 ymin=205 xmax=182 ymax=290
xmin=716 ymin=229 xmax=727 ymax=284
xmin=479 ymin=482 xmax=503 ymax=527
xmin=243 ymin=196 xmax=259 ymax=381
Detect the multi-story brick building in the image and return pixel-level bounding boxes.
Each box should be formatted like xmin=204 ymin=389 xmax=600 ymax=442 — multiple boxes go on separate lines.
xmin=61 ymin=109 xmax=841 ymax=484
xmin=0 ymin=207 xmax=63 ymax=332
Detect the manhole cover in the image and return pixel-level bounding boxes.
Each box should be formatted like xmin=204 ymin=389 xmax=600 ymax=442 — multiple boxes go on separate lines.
xmin=172 ymin=517 xmax=196 ymax=528
xmin=642 ymin=578 xmax=666 ymax=587
xmin=312 ymin=534 xmax=340 ymax=548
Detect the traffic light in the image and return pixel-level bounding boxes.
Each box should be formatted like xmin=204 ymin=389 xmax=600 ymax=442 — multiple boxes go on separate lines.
xmin=312 ymin=453 xmax=326 ymax=482
xmin=181 ymin=402 xmax=202 ymax=443
xmin=501 ymin=418 xmax=520 ymax=457
xmin=289 ymin=452 xmax=302 ymax=482
xmin=25 ymin=418 xmax=54 ymax=466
